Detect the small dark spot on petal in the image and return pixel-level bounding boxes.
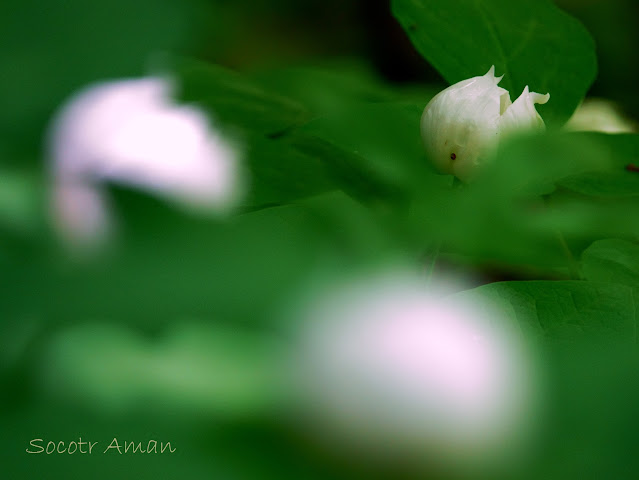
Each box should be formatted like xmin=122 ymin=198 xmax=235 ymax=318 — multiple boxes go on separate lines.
xmin=450 ymin=153 xmax=457 ymax=160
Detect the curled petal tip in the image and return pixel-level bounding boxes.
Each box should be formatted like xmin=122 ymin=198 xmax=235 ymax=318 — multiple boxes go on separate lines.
xmin=533 ymin=92 xmax=550 ymax=105
xmin=516 ymin=86 xmax=550 ymax=106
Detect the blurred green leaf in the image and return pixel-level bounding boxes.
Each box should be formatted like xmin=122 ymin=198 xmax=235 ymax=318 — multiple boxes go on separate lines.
xmin=299 ymin=103 xmax=435 ymax=185
xmin=581 ymin=238 xmax=639 ymax=289
xmin=558 ymin=171 xmax=639 ymax=197
xmin=0 ymin=167 xmax=43 ymax=234
xmin=250 ymin=62 xmax=439 ymax=115
xmin=173 ymin=58 xmax=310 ymax=137
xmin=406 ymin=132 xmax=616 ymax=272
xmin=291 ymin=135 xmax=404 ymax=205
xmin=391 ymin=0 xmax=597 ymax=125
xmin=172 ymin=59 xmax=344 ymax=207
xmin=2 ymin=188 xmax=392 ymax=331
xmin=41 ymin=321 xmax=283 ymax=417
xmin=241 ymin=135 xmax=336 ymax=209
xmin=0 ymin=0 xmax=196 ymax=153
xmin=453 ymin=280 xmax=637 ymax=344
xmin=292 ymin=103 xmax=452 ymax=206
xmin=250 ymin=63 xmax=397 ymax=114
xmin=555 ymin=133 xmax=639 ymax=197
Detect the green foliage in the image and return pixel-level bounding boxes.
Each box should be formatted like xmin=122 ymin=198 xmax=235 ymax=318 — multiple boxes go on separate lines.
xmin=0 ymin=0 xmax=196 ymax=153
xmin=391 ymin=0 xmax=597 ymax=126
xmin=3 ymin=0 xmax=639 ymax=479
xmin=453 ymin=280 xmax=637 ymax=344
xmin=582 ymin=238 xmax=639 ymax=289
xmin=174 ymin=59 xmax=310 ymax=138
xmin=556 ymin=133 xmax=639 ymax=197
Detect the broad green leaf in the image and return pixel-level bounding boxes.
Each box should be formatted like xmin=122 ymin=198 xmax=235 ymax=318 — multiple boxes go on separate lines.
xmin=582 ymin=238 xmax=639 ymax=289
xmin=251 ymin=63 xmax=439 ymax=115
xmin=392 ymin=0 xmax=597 ymax=126
xmin=241 ymin=134 xmax=336 ymax=209
xmin=299 ymin=103 xmax=433 ymax=182
xmin=250 ymin=63 xmax=396 ymax=113
xmin=558 ymin=171 xmax=639 ymax=198
xmin=555 ymin=133 xmax=639 ymax=197
xmin=456 ymin=278 xmax=639 ymax=480
xmin=41 ymin=191 xmax=327 ymax=327
xmin=1 ymin=188 xmax=391 ymax=329
xmin=173 ymin=58 xmax=309 ymax=137
xmin=291 ymin=135 xmax=403 ymax=205
xmin=452 ymin=280 xmax=637 ymax=344
xmin=405 ymin=133 xmax=617 ymax=272
xmin=478 ymin=131 xmax=612 ymax=195
xmin=293 ymin=103 xmax=452 ymax=203
xmin=429 ymin=132 xmax=639 ymax=267
xmin=0 ymin=0 xmax=195 ymax=154
xmin=172 ymin=59 xmax=340 ymax=207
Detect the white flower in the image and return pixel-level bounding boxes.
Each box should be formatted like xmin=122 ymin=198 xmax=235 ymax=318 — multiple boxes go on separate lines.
xmin=48 ymin=77 xmax=243 ymax=249
xmin=292 ymin=270 xmax=537 ymax=470
xmin=565 ymin=98 xmax=638 ymax=134
xmin=421 ymin=66 xmax=550 ymax=182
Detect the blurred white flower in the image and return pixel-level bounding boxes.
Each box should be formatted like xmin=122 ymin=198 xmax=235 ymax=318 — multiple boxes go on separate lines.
xmin=565 ymin=98 xmax=638 ymax=134
xmin=421 ymin=66 xmax=549 ymax=182
xmin=48 ymin=77 xmax=243 ymax=248
xmin=293 ymin=270 xmax=538 ymax=472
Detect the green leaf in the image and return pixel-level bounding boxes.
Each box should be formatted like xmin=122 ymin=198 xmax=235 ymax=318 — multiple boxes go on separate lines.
xmin=40 ymin=321 xmax=283 ymax=416
xmin=582 ymin=238 xmax=639 ymax=289
xmin=242 ymin=135 xmax=337 ymax=209
xmin=171 ymin=59 xmax=343 ymax=207
xmin=172 ymin=58 xmax=309 ymax=137
xmin=391 ymin=0 xmax=597 ymax=126
xmin=479 ymin=131 xmax=613 ymax=195
xmin=293 ymin=103 xmax=452 ymax=202
xmin=558 ymin=171 xmax=639 ymax=198
xmin=1 ymin=188 xmax=392 ymax=330
xmin=0 ymin=167 xmax=43 ymax=235
xmin=250 ymin=63 xmax=396 ymax=113
xmin=299 ymin=103 xmax=433 ymax=182
xmin=555 ymin=133 xmax=639 ymax=197
xmin=0 ymin=0 xmax=196 ymax=153
xmin=405 ymin=132 xmax=617 ymax=272
xmin=452 ymin=280 xmax=637 ymax=344
xmin=251 ymin=62 xmax=440 ymax=115
xmin=291 ymin=135 xmax=403 ymax=204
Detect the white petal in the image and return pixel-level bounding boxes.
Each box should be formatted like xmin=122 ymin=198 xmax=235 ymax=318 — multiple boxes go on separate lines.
xmin=500 ymin=86 xmax=550 ymax=133
xmin=421 ymin=67 xmax=510 ymax=181
xmin=48 ymin=77 xmax=244 ymax=248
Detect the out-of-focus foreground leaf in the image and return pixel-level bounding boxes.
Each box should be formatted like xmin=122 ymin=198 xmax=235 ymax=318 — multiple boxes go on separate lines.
xmin=0 ymin=0 xmax=196 ymax=154
xmin=406 ymin=132 xmax=639 ymax=273
xmin=452 ymin=279 xmax=639 ymax=480
xmin=555 ymin=133 xmax=639 ymax=197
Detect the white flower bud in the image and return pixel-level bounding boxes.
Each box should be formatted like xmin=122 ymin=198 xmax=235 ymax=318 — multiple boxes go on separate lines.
xmin=421 ymin=66 xmax=549 ymax=181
